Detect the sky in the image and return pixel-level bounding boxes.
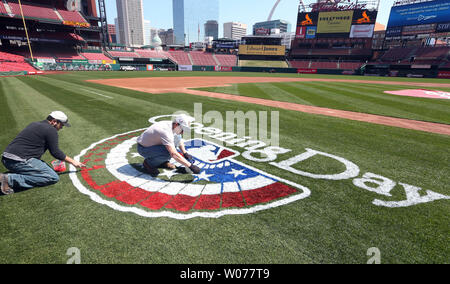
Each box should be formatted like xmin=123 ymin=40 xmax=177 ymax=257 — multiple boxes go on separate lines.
xmin=106 ymin=0 xmax=396 ymax=36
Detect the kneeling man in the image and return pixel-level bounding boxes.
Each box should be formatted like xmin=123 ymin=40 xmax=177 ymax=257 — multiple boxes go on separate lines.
xmin=1 ymin=111 xmax=86 ymax=195
xmin=137 ymin=114 xmax=200 ymax=176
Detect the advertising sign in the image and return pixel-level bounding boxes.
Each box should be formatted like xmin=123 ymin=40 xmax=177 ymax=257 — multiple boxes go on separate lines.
xmin=317 ymin=11 xmax=354 ymax=33
xmin=297 ymin=12 xmax=319 ymax=26
xmin=239 ymin=45 xmax=285 ymax=56
xmin=402 ymin=24 xmax=436 ymax=35
xmin=296 ymin=26 xmax=306 ymax=38
xmin=436 ymin=22 xmax=450 ymax=32
xmin=352 ymin=10 xmax=377 ymax=25
xmin=306 ymin=27 xmax=317 ymax=39
xmin=387 ymin=0 xmax=450 ymax=27
xmin=350 ymin=24 xmax=375 ymax=38
xmin=386 ymin=26 xmax=402 ymax=37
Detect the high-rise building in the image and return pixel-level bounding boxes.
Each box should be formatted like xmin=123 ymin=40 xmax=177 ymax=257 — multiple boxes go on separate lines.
xmin=116 ymin=0 xmax=145 ymax=47
xmin=108 ymin=24 xmax=117 ymax=44
xmin=205 ymin=20 xmax=219 ymax=40
xmin=253 ymin=20 xmax=291 ymax=35
xmin=224 ymin=22 xmax=248 ymax=40
xmin=173 ymin=0 xmax=219 ymax=46
xmin=144 ymin=20 xmax=151 ymax=46
xmin=159 ymin=29 xmax=176 ymax=46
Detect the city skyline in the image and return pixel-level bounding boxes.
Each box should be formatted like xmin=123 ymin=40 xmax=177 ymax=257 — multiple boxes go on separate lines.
xmin=106 ymin=0 xmax=396 ymax=40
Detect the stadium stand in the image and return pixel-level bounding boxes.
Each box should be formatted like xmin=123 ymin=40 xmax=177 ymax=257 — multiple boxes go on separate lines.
xmin=6 ymin=1 xmax=61 ymax=22
xmin=80 ymin=52 xmax=113 ymax=61
xmin=107 ymin=51 xmax=140 ymax=58
xmin=0 ymin=51 xmax=36 ymax=72
xmin=135 ymin=49 xmax=169 ymax=59
xmin=214 ymin=54 xmax=237 ymax=67
xmin=289 ymin=60 xmax=311 ymax=69
xmin=339 ymin=62 xmax=363 ymax=70
xmin=56 ymin=8 xmax=89 ymax=24
xmin=190 ymin=51 xmax=217 ymax=66
xmin=168 ymin=50 xmax=192 ymax=65
xmin=0 ymin=2 xmax=7 ymax=15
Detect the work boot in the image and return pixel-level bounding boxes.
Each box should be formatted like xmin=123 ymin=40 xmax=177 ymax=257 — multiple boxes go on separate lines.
xmin=159 ymin=161 xmax=176 ymax=170
xmin=0 ymin=174 xmax=14 ymax=195
xmin=143 ymin=160 xmax=159 ymax=177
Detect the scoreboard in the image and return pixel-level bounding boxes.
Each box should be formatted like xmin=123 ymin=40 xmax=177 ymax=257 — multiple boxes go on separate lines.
xmin=296 ymin=9 xmax=377 ymax=39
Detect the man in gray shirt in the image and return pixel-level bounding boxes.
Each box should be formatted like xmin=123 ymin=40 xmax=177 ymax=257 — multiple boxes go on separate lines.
xmin=137 ymin=114 xmax=200 ymax=177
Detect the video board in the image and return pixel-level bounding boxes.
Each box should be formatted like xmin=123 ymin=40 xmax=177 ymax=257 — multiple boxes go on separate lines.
xmin=387 ymin=0 xmax=450 ymax=28
xmin=296 ymin=9 xmax=377 ymax=39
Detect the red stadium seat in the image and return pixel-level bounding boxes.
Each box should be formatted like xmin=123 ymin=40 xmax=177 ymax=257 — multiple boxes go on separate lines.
xmin=168 ymin=51 xmax=192 ymax=65
xmin=214 ymin=54 xmax=237 ymax=66
xmin=7 ymin=1 xmax=60 ymax=22
xmin=190 ymin=51 xmax=217 ymax=66
xmin=0 ymin=51 xmax=36 ymax=72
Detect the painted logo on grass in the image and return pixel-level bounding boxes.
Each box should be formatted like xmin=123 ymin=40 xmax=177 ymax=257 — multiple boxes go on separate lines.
xmin=384 ymin=89 xmax=450 ymax=100
xmin=69 ymin=129 xmax=310 ymax=219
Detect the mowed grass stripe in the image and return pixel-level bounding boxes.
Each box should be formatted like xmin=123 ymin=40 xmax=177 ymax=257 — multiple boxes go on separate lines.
xmin=244 ymin=83 xmax=315 ymax=106
xmin=17 ymin=76 xmax=164 ymax=135
xmin=0 ymin=78 xmax=19 ymax=133
xmin=320 ymin=82 xmax=450 ymax=122
xmin=0 ymin=77 xmax=117 ymax=158
xmin=198 ymin=80 xmax=450 ymax=124
xmin=305 ymin=82 xmax=443 ymax=123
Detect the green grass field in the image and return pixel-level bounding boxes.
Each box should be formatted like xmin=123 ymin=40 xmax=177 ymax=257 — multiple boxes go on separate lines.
xmin=0 ymin=71 xmax=449 ymax=264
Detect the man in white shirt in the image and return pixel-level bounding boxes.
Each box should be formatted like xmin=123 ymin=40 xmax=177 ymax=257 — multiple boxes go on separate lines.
xmin=137 ymin=114 xmax=200 ymax=177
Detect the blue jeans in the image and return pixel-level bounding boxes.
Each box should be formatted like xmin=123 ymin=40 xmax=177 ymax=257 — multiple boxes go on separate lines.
xmin=2 ymin=157 xmax=60 ymax=190
xmin=137 ymin=144 xmax=171 ymax=168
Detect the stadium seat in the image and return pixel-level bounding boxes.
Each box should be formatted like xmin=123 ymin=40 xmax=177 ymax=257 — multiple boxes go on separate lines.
xmin=0 ymin=2 xmax=7 ymax=14
xmin=135 ymin=49 xmax=169 ymax=59
xmin=56 ymin=8 xmax=89 ymax=24
xmin=190 ymin=52 xmax=217 ymax=66
xmin=289 ymin=60 xmax=311 ymax=68
xmin=80 ymin=52 xmax=113 ymax=61
xmin=107 ymin=51 xmax=141 ymax=58
xmin=0 ymin=51 xmax=36 ymax=72
xmin=7 ymin=1 xmax=60 ymax=22
xmin=214 ymin=54 xmax=237 ymax=66
xmin=339 ymin=62 xmax=363 ymax=70
xmin=168 ymin=51 xmax=192 ymax=65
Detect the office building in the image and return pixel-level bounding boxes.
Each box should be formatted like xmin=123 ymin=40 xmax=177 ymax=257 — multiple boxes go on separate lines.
xmin=224 ymin=22 xmax=248 ymax=40
xmin=173 ymin=0 xmax=219 ymax=45
xmin=116 ymin=0 xmax=145 ymax=47
xmin=253 ymin=20 xmax=291 ymax=35
xmin=205 ymin=20 xmax=219 ymax=40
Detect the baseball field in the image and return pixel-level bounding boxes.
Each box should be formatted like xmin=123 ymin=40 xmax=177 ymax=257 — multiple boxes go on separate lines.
xmin=0 ymin=71 xmax=449 ymax=264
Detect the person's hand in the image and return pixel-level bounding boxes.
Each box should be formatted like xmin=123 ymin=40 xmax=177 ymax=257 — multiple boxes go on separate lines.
xmin=189 ymin=164 xmax=201 ymax=174
xmin=184 ymin=152 xmax=195 ymax=163
xmin=72 ymin=160 xmax=86 ymax=168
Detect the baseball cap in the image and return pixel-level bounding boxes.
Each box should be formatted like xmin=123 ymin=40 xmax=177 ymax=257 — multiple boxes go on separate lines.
xmin=49 ymin=111 xmax=71 ymax=127
xmin=173 ymin=114 xmax=194 ymax=132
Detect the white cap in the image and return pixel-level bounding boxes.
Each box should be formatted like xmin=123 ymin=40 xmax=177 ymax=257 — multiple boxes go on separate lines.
xmin=173 ymin=114 xmax=194 ymax=132
xmin=49 ymin=111 xmax=71 ymax=127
